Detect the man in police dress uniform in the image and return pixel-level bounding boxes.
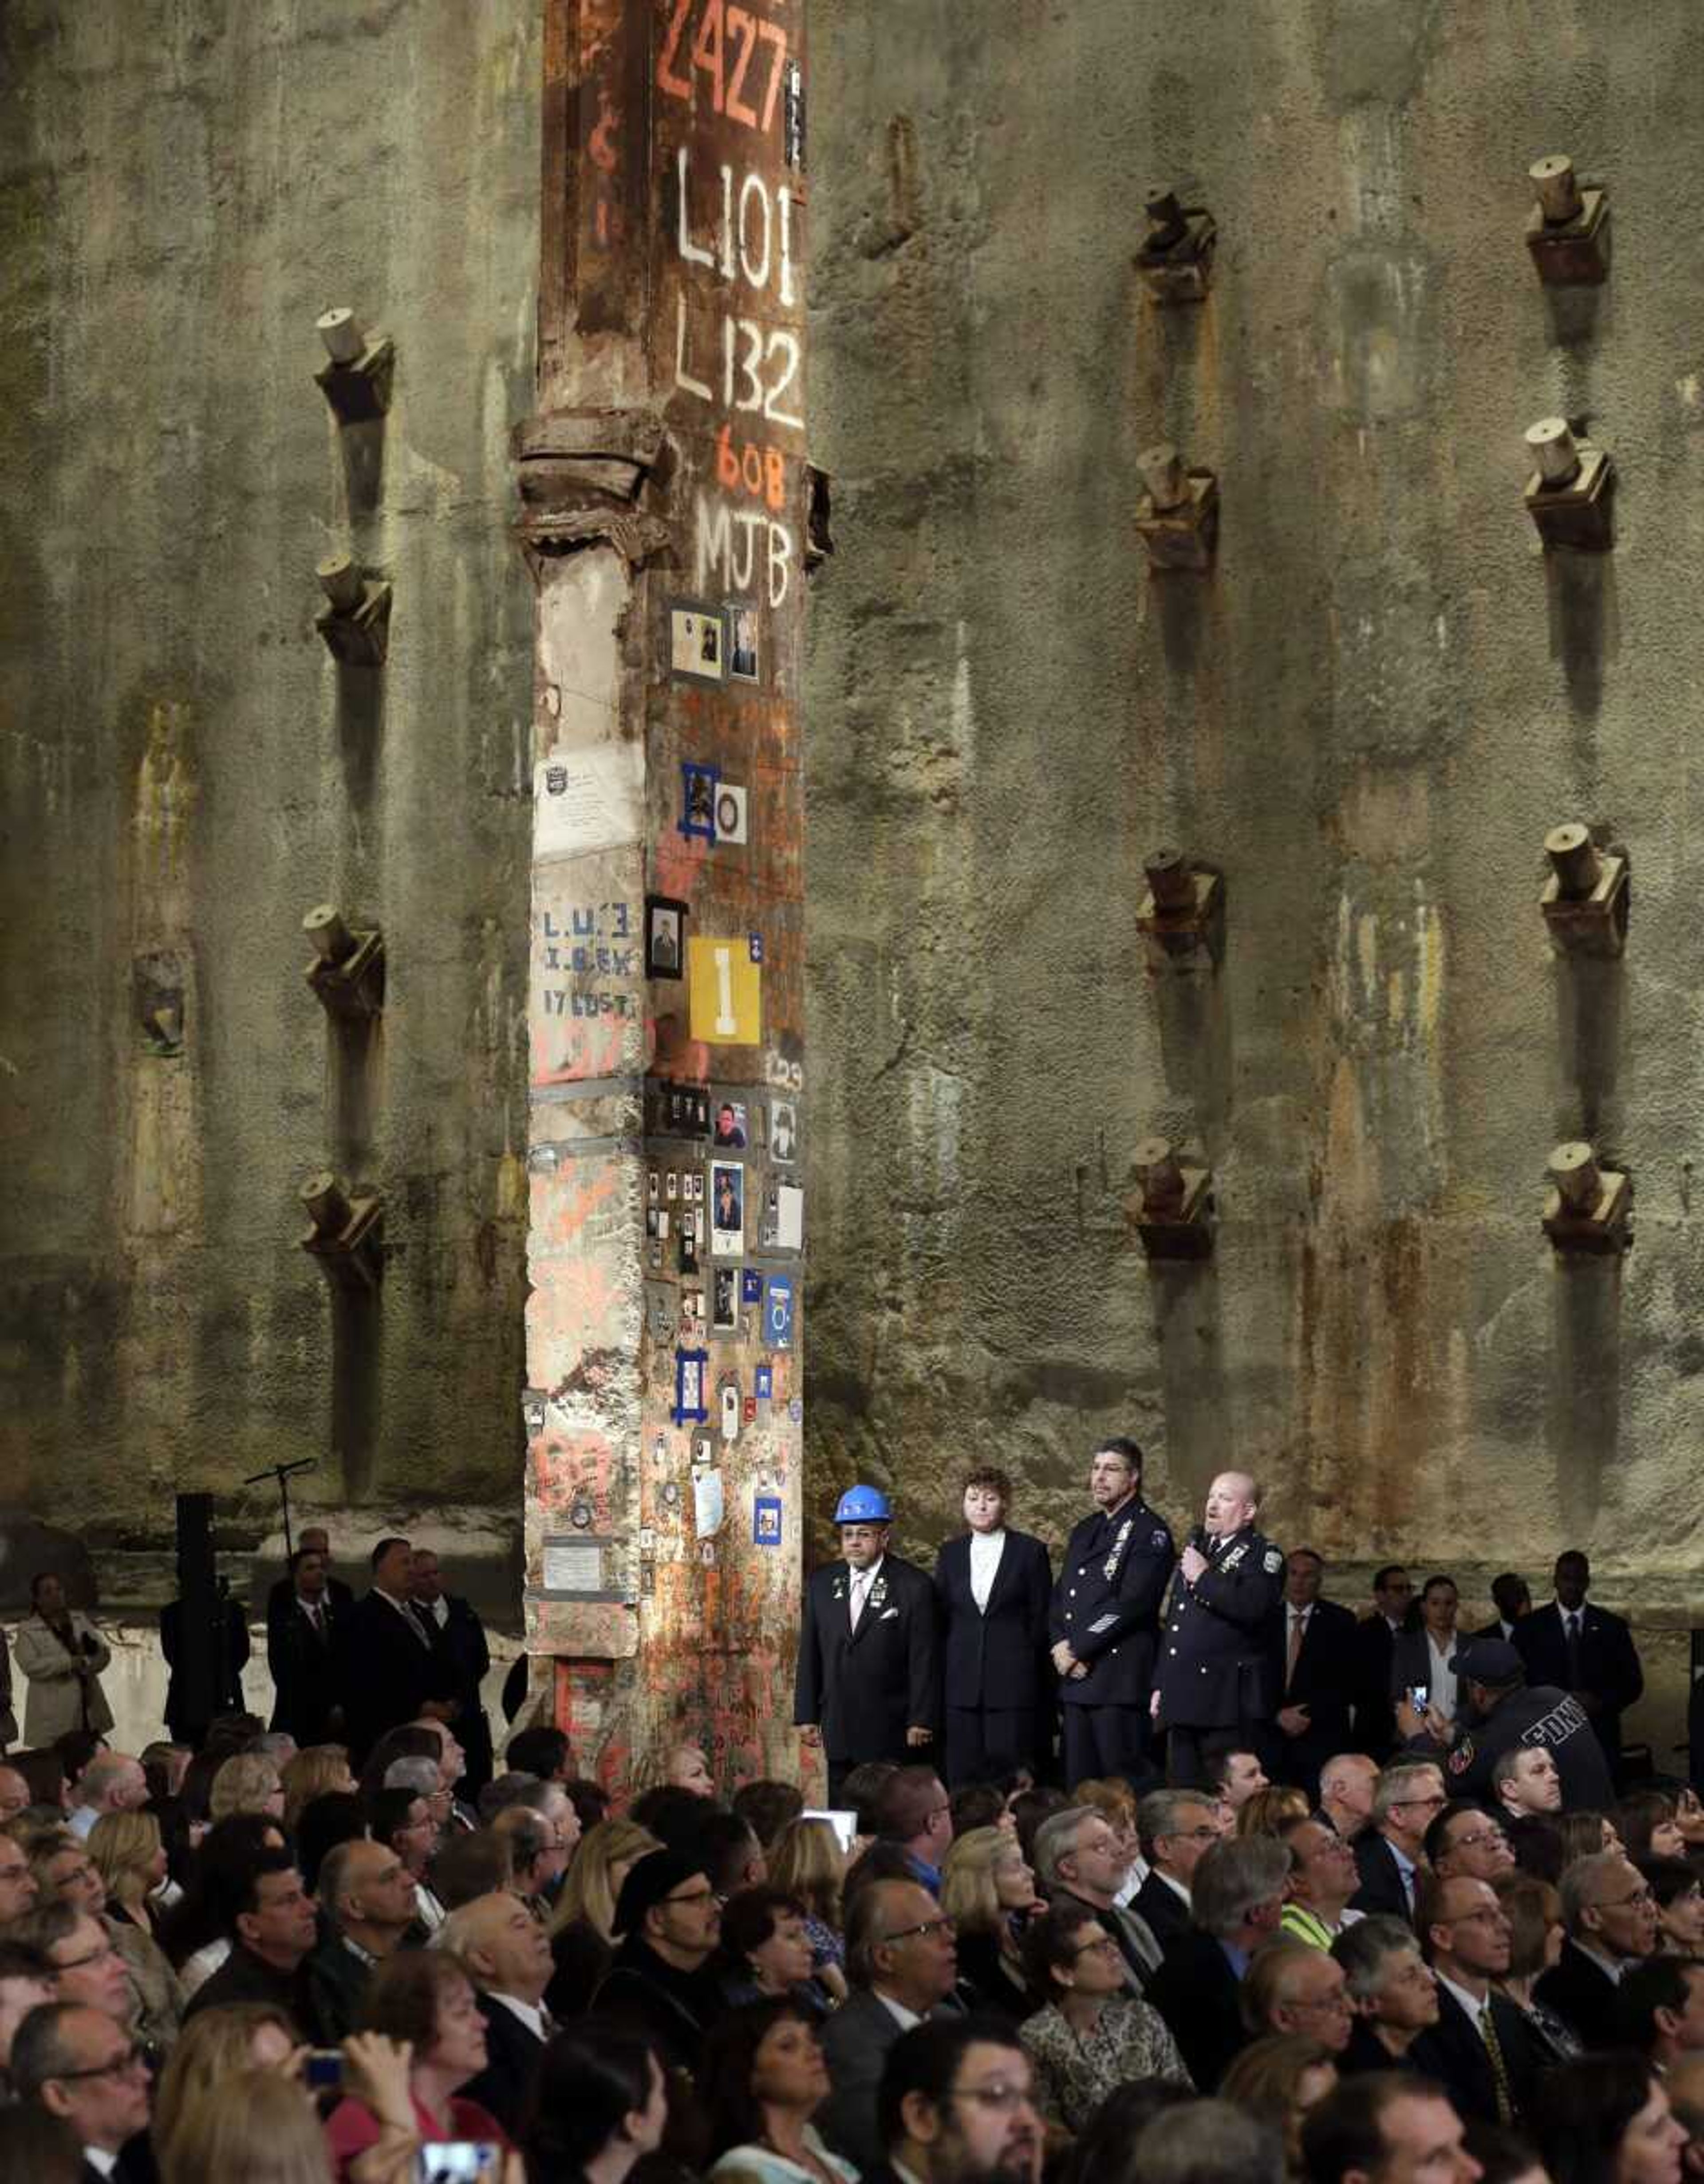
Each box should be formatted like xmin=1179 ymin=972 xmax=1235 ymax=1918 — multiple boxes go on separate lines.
xmin=1049 ymin=1437 xmax=1175 ymax=1790
xmin=1153 ymin=1470 xmax=1285 ymax=1789
xmin=795 ymin=1484 xmax=941 ymax=1804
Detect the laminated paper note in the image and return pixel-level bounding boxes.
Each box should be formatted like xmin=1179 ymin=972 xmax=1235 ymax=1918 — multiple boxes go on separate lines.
xmin=534 ymin=745 xmax=644 ymax=859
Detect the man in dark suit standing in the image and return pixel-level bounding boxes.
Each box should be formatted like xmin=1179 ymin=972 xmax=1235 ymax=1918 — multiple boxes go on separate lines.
xmin=1049 ymin=1437 xmax=1175 ymax=1790
xmin=934 ymin=1467 xmax=1052 ymax=1785
xmin=335 ymin=1536 xmax=458 ymax=1767
xmin=1513 ymin=1552 xmax=1643 ymax=1784
xmin=1474 ymin=1574 xmax=1532 ymax=1641
xmin=266 ymin=1545 xmax=343 ymax=1746
xmin=1153 ymin=1471 xmax=1283 ymax=1790
xmin=1268 ymin=1549 xmax=1359 ymax=1801
xmin=410 ymin=1548 xmax=493 ymax=1798
xmin=796 ymin=1486 xmax=941 ymax=1805
xmin=264 ymin=1524 xmax=355 ymax=1630
xmin=1350 ymin=1566 xmax=1415 ymax=1761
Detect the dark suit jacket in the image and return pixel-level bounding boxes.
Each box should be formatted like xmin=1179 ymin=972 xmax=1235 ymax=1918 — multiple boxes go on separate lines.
xmin=1515 ymin=1602 xmax=1643 ymax=1767
xmin=1266 ymin=1597 xmax=1359 ymax=1787
xmin=1051 ymin=1500 xmax=1176 ymax=1710
xmin=934 ymin=1531 xmax=1052 ymax=1711
xmin=267 ymin=1592 xmax=344 ymax=1744
xmin=460 ymin=1991 xmax=547 ymax=2136
xmin=422 ymin=1592 xmax=493 ymax=1792
xmin=1146 ymin=1930 xmax=1247 ymax=2091
xmin=334 ymin=1589 xmax=458 ymax=1765
xmin=1349 ymin=1833 xmax=1415 ymax=1924
xmin=1409 ymin=1984 xmax=1539 ymax=2124
xmin=159 ymin=1597 xmax=251 ymax=1744
xmin=595 ymin=1940 xmax=722 ymax=2078
xmin=183 ymin=1942 xmax=329 ymax=2042
xmin=794 ymin=1554 xmax=940 ymax=1764
xmin=1351 ymin=1615 xmax=1402 ymax=1759
xmin=1534 ymin=1939 xmax=1623 ymax=2051
xmin=1132 ymin=1870 xmax=1194 ymax=1952
xmin=819 ymin=1989 xmax=912 ymax=2174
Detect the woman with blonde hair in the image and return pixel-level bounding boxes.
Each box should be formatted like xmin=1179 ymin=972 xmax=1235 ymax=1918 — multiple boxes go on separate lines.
xmin=768 ymin=1816 xmax=849 ymax=1978
xmin=152 ymin=2001 xmax=302 ymax=2164
xmin=88 ymin=1809 xmax=171 ymax=1941
xmin=282 ymin=1744 xmax=355 ymax=1833
xmin=941 ymin=1824 xmax=1040 ymax=2021
xmin=209 ymin=1751 xmax=286 ymax=1824
xmin=546 ymin=1817 xmax=662 ymax=2018
xmin=1237 ymin=1786 xmax=1311 ymax=1839
xmin=32 ymin=1826 xmax=184 ymax=2053
xmin=162 ymin=2065 xmax=332 ymax=2184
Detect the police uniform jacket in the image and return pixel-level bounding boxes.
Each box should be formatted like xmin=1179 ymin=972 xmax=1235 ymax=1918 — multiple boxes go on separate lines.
xmin=1048 ymin=1500 xmax=1176 ymax=1708
xmin=934 ymin=1529 xmax=1053 ymax=1710
xmin=1428 ymin=1681 xmax=1614 ymax=1810
xmin=1156 ymin=1525 xmax=1285 ymax=1729
xmin=793 ymin=1553 xmax=940 ymax=1763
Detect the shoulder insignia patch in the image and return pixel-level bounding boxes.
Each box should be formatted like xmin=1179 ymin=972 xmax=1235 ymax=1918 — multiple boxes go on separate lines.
xmin=1448 ymin=1739 xmax=1474 ymax=1775
xmin=1262 ymin=1550 xmax=1283 ymax=1574
xmin=1152 ymin=1530 xmax=1169 ymax=1549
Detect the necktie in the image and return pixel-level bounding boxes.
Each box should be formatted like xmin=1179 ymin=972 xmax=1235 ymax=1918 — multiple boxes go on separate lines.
xmin=849 ymin=1573 xmax=868 ymax=1632
xmin=1566 ymin=1612 xmax=1582 ymax=1685
xmin=1479 ymin=2000 xmax=1515 ymax=2124
xmin=1287 ymin=1611 xmax=1306 ymax=1688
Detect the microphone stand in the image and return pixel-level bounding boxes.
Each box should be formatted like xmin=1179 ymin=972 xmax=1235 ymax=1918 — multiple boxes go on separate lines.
xmin=242 ymin=1458 xmax=318 ymax=1558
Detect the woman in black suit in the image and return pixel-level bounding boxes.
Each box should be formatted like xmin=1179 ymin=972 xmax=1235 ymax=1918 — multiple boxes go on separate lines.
xmin=933 ymin=1467 xmax=1053 ymax=1786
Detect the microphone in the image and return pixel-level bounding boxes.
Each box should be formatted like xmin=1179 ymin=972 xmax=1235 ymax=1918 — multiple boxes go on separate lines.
xmin=1187 ymin=1525 xmax=1209 ymax=1554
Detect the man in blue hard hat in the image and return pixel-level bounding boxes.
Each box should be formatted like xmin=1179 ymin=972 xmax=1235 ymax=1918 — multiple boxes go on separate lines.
xmin=795 ymin=1484 xmax=942 ymax=1803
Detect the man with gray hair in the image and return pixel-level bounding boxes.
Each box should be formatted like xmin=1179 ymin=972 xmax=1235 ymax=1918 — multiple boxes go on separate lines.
xmin=1133 ymin=2098 xmax=1283 ymax=2184
xmin=1147 ymin=1834 xmax=1291 ymax=2090
xmin=66 ymin=1753 xmax=146 ymax=1842
xmin=13 ymin=2000 xmax=151 ymax=2173
xmin=1132 ymin=1787 xmax=1221 ymax=1951
xmin=307 ymin=1837 xmax=419 ymax=2039
xmin=1333 ymin=1913 xmax=1439 ymax=2073
xmin=1034 ymin=1804 xmax=1162 ymax=1986
xmin=1350 ymin=1762 xmax=1446 ymax=1923
xmin=1535 ymin=1846 xmax=1659 ymax=2050
xmin=819 ymin=1876 xmax=960 ymax=2175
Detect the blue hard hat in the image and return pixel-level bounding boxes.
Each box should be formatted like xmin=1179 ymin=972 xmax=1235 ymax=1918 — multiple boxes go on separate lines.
xmin=834 ymin=1484 xmax=893 ymax=1525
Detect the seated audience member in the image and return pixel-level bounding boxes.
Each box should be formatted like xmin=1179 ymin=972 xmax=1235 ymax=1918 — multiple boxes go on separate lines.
xmin=1504 ymin=1815 xmax=1565 ymax=1885
xmin=695 ymin=1809 xmax=770 ymax=1902
xmin=1351 ymin=1764 xmax=1446 ymax=1923
xmin=296 ymin=1791 xmax=367 ymax=1897
xmin=280 ymin=1745 xmax=355 ymax=1835
xmin=432 ymin=1827 xmax=515 ymax=1912
xmin=1426 ymin=1805 xmax=1516 ymax=1887
xmin=1220 ymin=2033 xmax=1340 ymax=2178
xmin=871 ymin=1767 xmax=955 ymax=1895
xmin=359 ymin=1725 xmax=445 ymax=1813
xmin=1530 ymin=2051 xmax=1688 ymax=2184
xmin=1462 ymin=2122 xmax=1548 ymax=2184
xmin=1616 ymin=1793 xmax=1687 ymax=1866
xmin=438 ymin=1889 xmax=555 ymax=2135
xmin=768 ymin=1816 xmax=850 ymax=1985
xmin=308 ymin=1838 xmax=419 ymax=2040
xmin=12 ymin=2001 xmax=151 ymax=2178
xmin=873 ymin=2016 xmax=1043 ymax=2184
xmin=151 ymin=1999 xmax=302 ymax=2168
xmin=0 ymin=1826 xmax=38 ymax=1920
xmin=1279 ymin=1817 xmax=1364 ymax=1948
xmin=734 ymin=1779 xmax=806 ymax=1855
xmin=46 ymin=1822 xmax=184 ymax=2056
xmin=367 ymin=1783 xmax=441 ymax=1924
xmin=1071 ymin=1779 xmax=1144 ymax=1902
xmin=1242 ymin=1936 xmax=1354 ymax=2056
xmin=1135 ymin=1789 xmax=1222 ymax=1952
xmin=522 ymin=2021 xmax=667 ymax=2184
xmin=1018 ymin=1901 xmax=1191 ymax=2128
xmin=949 ymin=1784 xmax=1008 ymax=1840
xmin=1209 ymin=1748 xmax=1272 ymax=1822
xmin=11 ymin=1901 xmax=134 ymax=2027
xmin=155 ymin=1811 xmax=288 ymax=1991
xmin=1053 ymin=2080 xmax=1196 ymax=2184
xmin=547 ymin=1817 xmax=662 ymax=2018
xmin=1490 ymin=1871 xmax=1577 ymax=2066
xmin=563 ymin=1776 xmax=611 ymax=1834
xmin=181 ymin=1848 xmax=326 ymax=2039
xmin=1316 ymin=1756 xmax=1380 ymax=1844
xmin=492 ymin=1804 xmax=570 ymax=1920
xmin=0 ymin=2108 xmax=83 ymax=2184
xmin=0 ymin=1939 xmax=56 ymax=2097
xmin=165 ymin=2062 xmax=346 ymax=2183
xmin=1535 ymin=1848 xmax=1660 ymax=2050
xmin=1616 ymin=1956 xmax=1704 ymax=2073
xmin=940 ymin=1824 xmax=1039 ymax=2021
xmin=325 ymin=1948 xmax=512 ymax=2172
xmin=1008 ymin=1785 xmax=1066 ymax=1874
xmin=633 ymin=1741 xmax=718 ymax=1801
xmin=594 ymin=1849 xmax=723 ymax=2078
xmin=0 ymin=1756 xmax=35 ymax=1822
xmin=67 ymin=1752 xmax=147 ymax=1842
xmin=505 ymin=1724 xmax=573 ymax=1783
xmin=13 ymin=1745 xmax=70 ymax=1814
xmin=1408 ymin=1872 xmax=1538 ymax=2126
xmin=630 ymin=1783 xmax=716 ymax=1856
xmin=1147 ymin=1835 xmax=1292 ymax=2092
xmin=208 ymin=1751 xmax=285 ymax=1824
xmin=1033 ymin=1805 xmax=1163 ymax=1987
xmin=1492 ymin=1745 xmax=1563 ymax=1826
xmin=1302 ymin=2069 xmax=1479 ymax=2184
xmin=1128 ymin=2097 xmax=1286 ymax=2184
xmin=1331 ymin=1915 xmax=1439 ymax=2073
xmin=716 ymin=1886 xmax=833 ymax=2016
xmin=481 ymin=1770 xmax=542 ymax=1823
xmin=87 ymin=1811 xmax=172 ymax=1948
xmin=1639 ymin=1856 xmax=1704 ymax=1955
xmin=703 ymin=1997 xmax=857 ymax=2184
xmin=817 ymin=1879 xmax=960 ymax=2176
xmin=1560 ymin=1811 xmax=1624 ymax=1865
xmin=1240 ymin=1788 xmax=1313 ymax=1841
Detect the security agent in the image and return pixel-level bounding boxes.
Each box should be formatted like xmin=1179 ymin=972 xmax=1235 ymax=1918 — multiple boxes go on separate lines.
xmin=1152 ymin=1470 xmax=1285 ymax=1789
xmin=795 ymin=1485 xmax=941 ymax=1804
xmin=1048 ymin=1436 xmax=1175 ymax=1789
xmin=1400 ymin=1635 xmax=1614 ymax=1812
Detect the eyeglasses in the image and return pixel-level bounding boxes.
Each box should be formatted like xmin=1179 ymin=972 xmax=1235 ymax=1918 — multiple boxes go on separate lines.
xmin=1289 ymin=1992 xmax=1353 ymax=2014
xmin=1167 ymin=1826 xmax=1221 ymax=1845
xmin=1601 ymin=1886 xmax=1657 ymax=1911
xmin=1071 ymin=1935 xmax=1123 ymax=1960
xmin=881 ymin=1914 xmax=955 ymax=1944
xmin=52 ymin=2041 xmax=146 ymax=2082
xmin=1449 ymin=1829 xmax=1507 ymax=1853
xmin=949 ymin=2080 xmax=1037 ymax=2115
xmin=663 ymin=1886 xmax=723 ymax=1908
xmin=1393 ymin=1794 xmax=1448 ymax=1811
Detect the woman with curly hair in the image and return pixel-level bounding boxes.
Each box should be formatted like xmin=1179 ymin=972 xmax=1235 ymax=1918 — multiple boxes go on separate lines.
xmin=702 ymin=1998 xmax=857 ymax=2184
xmin=1018 ymin=1901 xmax=1191 ymax=2130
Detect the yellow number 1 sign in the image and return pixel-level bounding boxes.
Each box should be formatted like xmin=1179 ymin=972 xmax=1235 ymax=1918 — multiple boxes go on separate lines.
xmin=687 ymin=937 xmax=762 ymax=1046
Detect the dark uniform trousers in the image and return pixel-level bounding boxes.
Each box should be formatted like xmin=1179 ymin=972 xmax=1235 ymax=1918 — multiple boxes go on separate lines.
xmin=1049 ymin=1499 xmax=1175 ymax=1792
xmin=1156 ymin=1524 xmax=1286 ymax=1790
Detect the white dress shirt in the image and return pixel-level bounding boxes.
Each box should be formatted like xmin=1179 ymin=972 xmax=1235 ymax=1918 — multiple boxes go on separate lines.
xmin=1426 ymin=1633 xmax=1459 ymax=1721
xmin=969 ymin=1529 xmax=1007 ymax=1612
xmin=490 ymin=1990 xmax=551 ymax=2040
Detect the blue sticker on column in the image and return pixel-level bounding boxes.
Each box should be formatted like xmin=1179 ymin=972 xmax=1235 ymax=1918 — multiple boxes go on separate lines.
xmin=765 ymin=1274 xmax=795 ymax=1350
xmin=754 ymin=1364 xmax=773 ymax=1400
xmin=754 ymin=1495 xmax=783 ymax=1547
xmin=741 ymin=1269 xmax=763 ymax=1305
xmin=679 ymin=762 xmax=719 ymax=842
xmin=749 ymin=932 xmax=765 ymax=962
xmin=672 ymin=1348 xmax=709 ymax=1424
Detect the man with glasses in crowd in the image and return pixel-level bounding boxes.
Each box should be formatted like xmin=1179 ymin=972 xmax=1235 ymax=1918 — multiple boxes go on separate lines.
xmin=1033 ymin=1806 xmax=1162 ymax=1987
xmin=1333 ymin=1914 xmax=1441 ymax=2073
xmin=594 ymin=1850 xmax=723 ymax=2081
xmin=1279 ymin=1815 xmax=1365 ymax=1946
xmin=820 ymin=1877 xmax=961 ymax=2176
xmin=873 ymin=2016 xmax=1044 ymax=2184
xmin=1535 ymin=1847 xmax=1659 ymax=2050
xmin=12 ymin=2001 xmax=150 ymax=2179
xmin=1132 ymin=1789 xmax=1220 ymax=1951
xmin=1410 ymin=1873 xmax=1539 ymax=2125
xmin=1425 ymin=1805 xmax=1515 ymax=1888
xmin=1352 ymin=1764 xmax=1447 ymax=1923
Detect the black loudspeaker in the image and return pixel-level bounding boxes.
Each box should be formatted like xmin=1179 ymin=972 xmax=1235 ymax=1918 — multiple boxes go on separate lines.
xmin=169 ymin=1493 xmax=223 ymax=1745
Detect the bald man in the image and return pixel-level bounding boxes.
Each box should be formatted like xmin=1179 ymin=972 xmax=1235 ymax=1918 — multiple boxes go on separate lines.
xmin=1154 ymin=1471 xmax=1285 ymax=1790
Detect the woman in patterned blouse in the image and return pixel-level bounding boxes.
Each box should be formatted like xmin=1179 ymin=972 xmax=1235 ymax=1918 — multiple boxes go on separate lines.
xmin=1016 ymin=1902 xmax=1192 ymax=2130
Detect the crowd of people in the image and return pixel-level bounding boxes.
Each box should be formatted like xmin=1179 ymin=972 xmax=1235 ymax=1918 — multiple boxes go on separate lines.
xmin=0 ymin=1461 xmax=1690 ymax=2184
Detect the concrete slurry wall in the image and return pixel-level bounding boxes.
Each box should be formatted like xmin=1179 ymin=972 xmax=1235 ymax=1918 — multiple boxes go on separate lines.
xmin=804 ymin=1 xmax=1704 ymax=1757
xmin=0 ymin=1 xmax=540 ymax=1602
